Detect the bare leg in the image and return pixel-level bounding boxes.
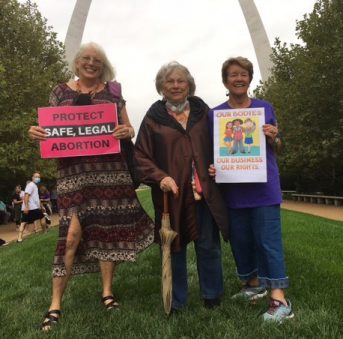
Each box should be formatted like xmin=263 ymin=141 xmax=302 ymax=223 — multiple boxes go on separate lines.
xmin=99 ymin=261 xmax=119 ymax=308
xmin=271 ymin=288 xmax=287 ymax=305
xmin=34 ymin=219 xmax=40 ymax=233
xmin=44 ymin=214 xmax=82 ymax=323
xmin=17 ymin=222 xmax=27 ymax=241
xmin=246 ymin=278 xmax=287 ymax=305
xmin=224 ymin=142 xmax=233 ymax=154
xmin=245 ymin=276 xmax=259 ymax=287
xmin=100 ymin=261 xmax=115 ymax=295
xmin=40 ymin=217 xmax=47 ymax=233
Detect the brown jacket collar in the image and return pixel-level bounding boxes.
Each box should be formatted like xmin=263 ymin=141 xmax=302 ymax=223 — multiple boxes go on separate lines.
xmin=146 ymin=96 xmax=209 ymax=133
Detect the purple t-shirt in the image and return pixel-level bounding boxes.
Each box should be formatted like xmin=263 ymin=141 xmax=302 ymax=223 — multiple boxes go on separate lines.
xmin=208 ymin=98 xmax=282 ymax=208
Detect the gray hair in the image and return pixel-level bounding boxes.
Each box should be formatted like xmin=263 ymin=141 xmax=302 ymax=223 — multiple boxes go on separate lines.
xmin=155 ymin=61 xmax=196 ymax=97
xmin=71 ymin=42 xmax=115 ymax=82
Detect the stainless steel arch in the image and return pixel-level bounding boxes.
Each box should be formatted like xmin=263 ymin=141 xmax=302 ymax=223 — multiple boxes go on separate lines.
xmin=238 ymin=0 xmax=273 ymax=81
xmin=64 ymin=0 xmax=272 ymax=81
xmin=64 ymin=0 xmax=92 ymax=69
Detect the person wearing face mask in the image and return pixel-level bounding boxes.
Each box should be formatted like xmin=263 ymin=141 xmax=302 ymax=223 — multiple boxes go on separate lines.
xmin=17 ymin=172 xmax=46 ymax=242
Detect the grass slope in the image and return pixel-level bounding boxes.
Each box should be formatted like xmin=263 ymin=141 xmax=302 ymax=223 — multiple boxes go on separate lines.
xmin=0 ymin=190 xmax=342 ymax=338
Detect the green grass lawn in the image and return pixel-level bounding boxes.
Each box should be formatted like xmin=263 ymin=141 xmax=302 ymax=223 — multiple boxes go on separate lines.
xmin=0 ymin=189 xmax=342 ymax=339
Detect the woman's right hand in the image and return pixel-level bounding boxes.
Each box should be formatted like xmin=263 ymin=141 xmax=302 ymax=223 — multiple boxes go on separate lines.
xmin=29 ymin=126 xmax=47 ymax=140
xmin=208 ymin=164 xmax=216 ymax=177
xmin=160 ymin=176 xmax=179 ymax=195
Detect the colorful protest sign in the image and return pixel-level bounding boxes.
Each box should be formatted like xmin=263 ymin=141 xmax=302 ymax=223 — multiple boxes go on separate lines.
xmin=38 ymin=103 xmax=120 ymax=158
xmin=213 ymin=107 xmax=267 ymax=183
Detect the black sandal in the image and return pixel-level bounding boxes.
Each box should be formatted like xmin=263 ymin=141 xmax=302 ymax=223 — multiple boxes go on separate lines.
xmin=40 ymin=309 xmax=61 ymax=331
xmin=102 ymin=296 xmax=120 ymax=310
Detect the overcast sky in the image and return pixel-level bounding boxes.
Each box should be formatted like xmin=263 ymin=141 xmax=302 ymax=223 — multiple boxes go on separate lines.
xmin=23 ymin=0 xmax=316 ymax=131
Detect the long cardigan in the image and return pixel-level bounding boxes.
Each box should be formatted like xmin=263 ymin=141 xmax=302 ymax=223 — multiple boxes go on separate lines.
xmin=134 ymin=96 xmax=229 ymax=251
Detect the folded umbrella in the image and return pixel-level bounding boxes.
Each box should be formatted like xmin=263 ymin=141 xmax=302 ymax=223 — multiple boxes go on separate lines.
xmin=159 ymin=191 xmax=178 ymax=315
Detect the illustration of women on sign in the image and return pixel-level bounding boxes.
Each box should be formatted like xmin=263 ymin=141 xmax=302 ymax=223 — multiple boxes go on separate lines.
xmin=244 ymin=118 xmax=256 ymax=153
xmin=223 ymin=121 xmax=233 ymax=155
xmin=232 ymin=118 xmax=245 ymax=154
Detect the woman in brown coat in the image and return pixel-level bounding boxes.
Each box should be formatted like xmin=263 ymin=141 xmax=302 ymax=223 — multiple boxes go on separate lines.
xmin=135 ymin=61 xmax=229 ymax=311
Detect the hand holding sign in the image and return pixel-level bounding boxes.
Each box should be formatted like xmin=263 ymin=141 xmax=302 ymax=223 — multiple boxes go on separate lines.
xmin=262 ymin=124 xmax=279 ymax=144
xmin=113 ymin=124 xmax=134 ymax=139
xmin=29 ymin=126 xmax=48 ymax=141
xmin=208 ymin=164 xmax=216 ymax=178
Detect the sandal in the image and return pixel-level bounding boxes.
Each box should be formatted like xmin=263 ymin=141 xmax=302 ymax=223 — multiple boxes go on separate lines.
xmin=102 ymin=296 xmax=120 ymax=310
xmin=40 ymin=309 xmax=61 ymax=331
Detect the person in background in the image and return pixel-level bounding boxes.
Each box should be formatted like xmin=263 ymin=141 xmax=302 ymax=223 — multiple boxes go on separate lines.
xmin=208 ymin=56 xmax=293 ymax=322
xmin=39 ymin=185 xmax=52 ymax=216
xmin=17 ymin=172 xmax=46 ymax=242
xmin=12 ymin=185 xmax=24 ymax=230
xmin=0 ymin=238 xmax=9 ymax=247
xmin=50 ymin=186 xmax=58 ymax=213
xmin=0 ymin=198 xmax=10 ymax=225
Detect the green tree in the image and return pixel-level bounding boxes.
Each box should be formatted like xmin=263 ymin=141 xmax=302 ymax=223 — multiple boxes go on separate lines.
xmin=255 ymin=0 xmax=343 ymax=194
xmin=0 ymin=0 xmax=70 ymax=199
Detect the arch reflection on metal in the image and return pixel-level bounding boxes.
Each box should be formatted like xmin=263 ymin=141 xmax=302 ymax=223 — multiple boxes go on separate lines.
xmin=238 ymin=0 xmax=273 ymax=81
xmin=64 ymin=0 xmax=92 ymax=69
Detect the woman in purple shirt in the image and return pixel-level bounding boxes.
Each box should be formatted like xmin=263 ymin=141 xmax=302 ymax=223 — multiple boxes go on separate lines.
xmin=208 ymin=57 xmax=293 ymax=322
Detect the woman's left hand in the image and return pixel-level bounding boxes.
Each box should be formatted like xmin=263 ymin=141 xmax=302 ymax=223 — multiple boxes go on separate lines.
xmin=263 ymin=124 xmax=278 ymax=144
xmin=113 ymin=125 xmax=134 ymax=139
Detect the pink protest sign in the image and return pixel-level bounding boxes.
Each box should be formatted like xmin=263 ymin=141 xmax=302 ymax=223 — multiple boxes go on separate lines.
xmin=38 ymin=103 xmax=120 ymax=158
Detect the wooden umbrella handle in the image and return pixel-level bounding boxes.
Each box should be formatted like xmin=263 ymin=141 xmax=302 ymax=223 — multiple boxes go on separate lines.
xmin=163 ymin=191 xmax=168 ymax=214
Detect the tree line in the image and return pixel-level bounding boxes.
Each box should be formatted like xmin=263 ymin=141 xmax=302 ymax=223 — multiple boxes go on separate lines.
xmin=1 ymin=0 xmax=342 ymax=201
xmin=255 ymin=0 xmax=343 ymax=195
xmin=0 ymin=0 xmax=69 ymax=199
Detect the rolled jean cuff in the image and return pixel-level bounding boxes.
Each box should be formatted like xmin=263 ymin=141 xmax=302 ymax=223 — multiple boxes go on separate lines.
xmin=237 ymin=268 xmax=258 ymax=282
xmin=201 ymin=291 xmax=223 ymax=300
xmin=171 ymin=301 xmax=185 ymax=310
xmin=258 ymin=276 xmax=289 ymax=289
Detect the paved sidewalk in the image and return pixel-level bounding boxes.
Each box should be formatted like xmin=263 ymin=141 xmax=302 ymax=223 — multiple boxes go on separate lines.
xmin=1 ymin=202 xmax=342 ymax=245
xmin=0 ymin=214 xmax=59 ymax=244
xmin=282 ymin=200 xmax=343 ymax=222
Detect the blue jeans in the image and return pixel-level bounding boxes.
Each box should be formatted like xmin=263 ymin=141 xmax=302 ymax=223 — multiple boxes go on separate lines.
xmin=228 ymin=205 xmax=289 ymax=289
xmin=171 ymin=200 xmax=223 ymax=309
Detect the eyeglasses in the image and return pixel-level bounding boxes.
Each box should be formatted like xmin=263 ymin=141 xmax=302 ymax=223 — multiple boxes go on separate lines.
xmin=80 ymin=56 xmax=103 ymax=66
xmin=227 ymin=72 xmax=249 ymax=79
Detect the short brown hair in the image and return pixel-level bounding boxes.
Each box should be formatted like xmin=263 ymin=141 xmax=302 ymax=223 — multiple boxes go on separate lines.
xmin=221 ymin=57 xmax=254 ymax=84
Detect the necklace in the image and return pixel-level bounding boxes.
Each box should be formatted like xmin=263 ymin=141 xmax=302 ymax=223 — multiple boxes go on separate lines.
xmin=76 ymin=80 xmax=102 ymax=98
